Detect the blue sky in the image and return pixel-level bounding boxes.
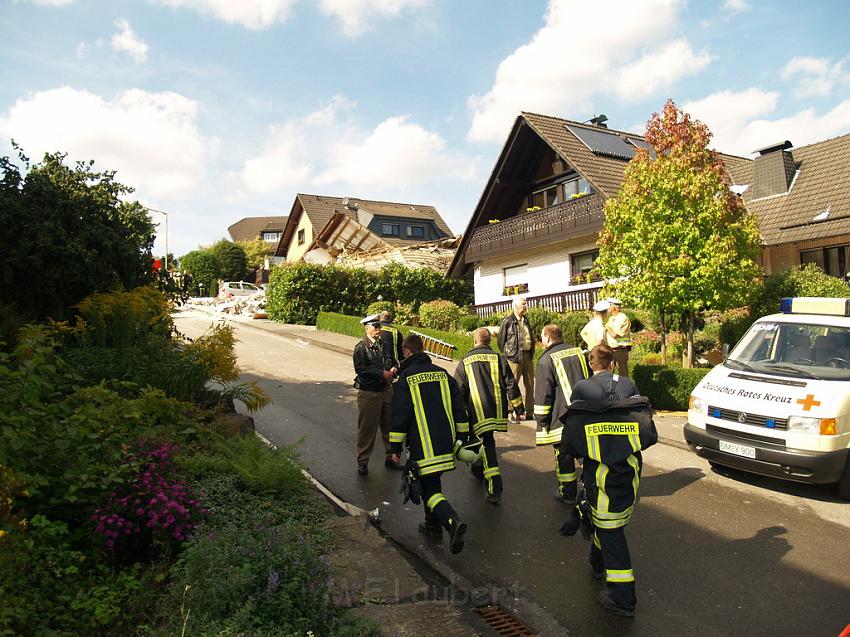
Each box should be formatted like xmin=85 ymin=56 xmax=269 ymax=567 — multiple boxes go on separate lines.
xmin=2 ymin=0 xmax=849 ymax=258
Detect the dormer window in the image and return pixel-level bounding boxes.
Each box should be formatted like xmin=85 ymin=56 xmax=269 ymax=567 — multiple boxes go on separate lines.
xmin=382 ymin=223 xmax=400 ymax=236
xmin=262 ymin=231 xmax=281 ymax=242
xmin=529 ymin=175 xmax=591 ymax=209
xmin=407 ymin=225 xmax=425 ymax=238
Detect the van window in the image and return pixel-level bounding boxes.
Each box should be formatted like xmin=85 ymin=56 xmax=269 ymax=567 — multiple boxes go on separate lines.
xmin=726 ymin=321 xmax=850 ymax=380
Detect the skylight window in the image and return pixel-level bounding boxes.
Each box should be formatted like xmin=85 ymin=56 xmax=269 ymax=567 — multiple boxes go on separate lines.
xmin=812 ymin=207 xmax=830 ymax=222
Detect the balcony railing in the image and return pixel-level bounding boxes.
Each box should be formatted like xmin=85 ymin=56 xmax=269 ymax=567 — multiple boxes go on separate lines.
xmin=472 ymin=285 xmax=602 ymax=318
xmin=465 ymin=193 xmax=605 ymax=263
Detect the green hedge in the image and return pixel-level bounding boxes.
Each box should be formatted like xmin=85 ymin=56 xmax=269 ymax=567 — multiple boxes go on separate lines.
xmin=316 ymin=312 xmax=477 ymax=360
xmin=632 ymin=364 xmax=710 ymax=410
xmin=267 ymin=262 xmax=472 ymax=325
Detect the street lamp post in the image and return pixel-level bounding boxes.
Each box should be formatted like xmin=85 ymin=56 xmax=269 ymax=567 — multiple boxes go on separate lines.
xmin=144 ymin=207 xmax=169 ymax=270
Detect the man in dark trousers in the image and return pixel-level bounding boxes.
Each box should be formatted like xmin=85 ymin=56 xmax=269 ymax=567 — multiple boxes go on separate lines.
xmin=454 ymin=327 xmax=524 ymax=504
xmin=563 ymin=343 xmax=657 ymax=617
xmin=378 ymin=310 xmax=404 ymax=369
xmin=497 ymin=297 xmax=535 ymax=418
xmin=389 ymin=334 xmax=470 ymax=553
xmin=352 ymin=313 xmax=401 ymax=475
xmin=534 ymin=323 xmax=590 ymax=504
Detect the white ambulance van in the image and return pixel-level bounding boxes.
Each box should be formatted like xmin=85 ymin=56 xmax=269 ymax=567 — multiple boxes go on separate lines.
xmin=684 ymin=297 xmax=850 ymax=499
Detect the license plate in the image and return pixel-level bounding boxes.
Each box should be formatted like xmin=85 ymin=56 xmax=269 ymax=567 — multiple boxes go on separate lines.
xmin=719 ymin=439 xmax=756 ymax=459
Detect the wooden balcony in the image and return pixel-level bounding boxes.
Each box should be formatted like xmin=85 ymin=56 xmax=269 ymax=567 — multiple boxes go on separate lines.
xmin=464 ymin=193 xmax=605 ymax=263
xmin=472 ymin=285 xmax=602 ymax=318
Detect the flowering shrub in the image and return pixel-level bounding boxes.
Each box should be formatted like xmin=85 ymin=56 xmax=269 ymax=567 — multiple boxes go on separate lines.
xmin=418 ymin=300 xmax=463 ymax=332
xmin=91 ymin=441 xmax=208 ymax=559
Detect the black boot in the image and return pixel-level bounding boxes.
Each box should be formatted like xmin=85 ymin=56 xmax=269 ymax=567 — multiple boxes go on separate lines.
xmin=447 ymin=518 xmax=467 ymax=554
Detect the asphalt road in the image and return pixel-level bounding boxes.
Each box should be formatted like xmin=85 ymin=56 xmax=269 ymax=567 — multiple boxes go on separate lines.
xmin=176 ymin=309 xmax=850 ymax=636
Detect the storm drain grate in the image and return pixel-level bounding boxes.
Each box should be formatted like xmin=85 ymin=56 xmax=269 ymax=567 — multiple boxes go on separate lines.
xmin=473 ymin=605 xmax=536 ymax=636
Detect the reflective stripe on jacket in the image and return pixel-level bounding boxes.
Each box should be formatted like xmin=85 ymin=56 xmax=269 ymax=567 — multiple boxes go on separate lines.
xmin=533 ymin=343 xmax=589 ymax=445
xmin=390 ymin=352 xmax=469 ymax=476
xmin=454 ymin=345 xmax=523 ymax=435
xmin=561 ymin=396 xmax=657 ymax=528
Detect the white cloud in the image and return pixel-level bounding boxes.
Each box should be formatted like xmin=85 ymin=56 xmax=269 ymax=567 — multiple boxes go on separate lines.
xmin=0 ymin=87 xmax=217 ymax=198
xmin=722 ymin=0 xmax=749 ymax=14
xmin=110 ymin=18 xmax=149 ymax=63
xmin=75 ymin=41 xmax=87 ymax=59
xmin=781 ymin=56 xmax=849 ymax=99
xmin=17 ymin=0 xmax=75 ymax=6
xmin=240 ymin=95 xmax=474 ymax=195
xmin=318 ymin=0 xmax=432 ymax=37
xmin=316 ymin=115 xmax=474 ymax=186
xmin=148 ymin=0 xmax=296 ymax=30
xmin=467 ymin=0 xmax=711 ymax=143
xmin=614 ymin=40 xmax=713 ymax=100
xmin=684 ymin=88 xmax=850 ymax=155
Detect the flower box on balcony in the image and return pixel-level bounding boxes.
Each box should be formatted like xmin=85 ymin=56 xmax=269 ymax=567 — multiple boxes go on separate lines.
xmin=503 ymin=283 xmax=529 ymax=296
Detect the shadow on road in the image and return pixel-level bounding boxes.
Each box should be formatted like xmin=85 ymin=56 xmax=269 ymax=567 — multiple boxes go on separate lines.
xmin=639 ymin=466 xmax=705 ymax=498
xmin=707 ymin=462 xmax=845 ymax=504
xmin=235 ymin=370 xmax=850 ymax=637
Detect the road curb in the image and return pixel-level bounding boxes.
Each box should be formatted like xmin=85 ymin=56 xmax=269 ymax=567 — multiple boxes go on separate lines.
xmin=254 ymin=431 xmax=568 ymax=635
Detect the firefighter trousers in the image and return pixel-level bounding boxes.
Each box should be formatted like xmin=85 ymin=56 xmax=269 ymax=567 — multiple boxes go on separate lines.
xmin=589 ymin=526 xmax=636 ymax=608
xmin=553 ymin=443 xmax=577 ymax=500
xmin=472 ymin=431 xmax=502 ymax=496
xmin=420 ymin=473 xmax=460 ymax=531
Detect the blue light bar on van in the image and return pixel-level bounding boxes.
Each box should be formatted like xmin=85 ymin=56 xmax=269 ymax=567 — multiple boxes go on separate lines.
xmin=779 ymin=297 xmax=850 ymax=316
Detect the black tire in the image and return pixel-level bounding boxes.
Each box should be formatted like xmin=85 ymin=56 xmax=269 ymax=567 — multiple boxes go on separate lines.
xmin=837 ymin=457 xmax=850 ymax=501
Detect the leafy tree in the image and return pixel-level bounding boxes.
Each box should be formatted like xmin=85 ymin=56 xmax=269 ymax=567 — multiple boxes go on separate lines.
xmin=211 ymin=240 xmax=248 ymax=281
xmin=0 ymin=147 xmax=155 ymax=321
xmin=595 ymin=100 xmax=761 ymax=366
xmin=179 ymin=249 xmax=219 ymax=296
xmin=237 ymin=238 xmax=276 ymax=270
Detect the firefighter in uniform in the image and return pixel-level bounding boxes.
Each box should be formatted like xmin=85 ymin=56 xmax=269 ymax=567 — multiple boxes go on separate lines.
xmin=454 ymin=327 xmax=524 ymax=504
xmin=534 ymin=323 xmax=590 ymax=504
xmin=563 ymin=344 xmax=657 ymax=617
xmin=389 ymin=334 xmax=470 ymax=554
xmin=379 ymin=310 xmax=405 ymax=369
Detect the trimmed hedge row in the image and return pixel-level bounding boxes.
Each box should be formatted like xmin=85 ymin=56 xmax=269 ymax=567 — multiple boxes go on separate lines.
xmin=316 ymin=312 xmax=477 ymax=360
xmin=632 ymin=364 xmax=710 ymax=411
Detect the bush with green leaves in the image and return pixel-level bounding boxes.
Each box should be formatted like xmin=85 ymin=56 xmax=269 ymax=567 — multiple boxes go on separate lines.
xmin=179 ymin=248 xmax=220 ymax=297
xmin=418 ymin=299 xmax=463 ymax=331
xmin=714 ymin=265 xmax=850 ymax=347
xmin=316 ymin=311 xmax=477 ymax=359
xmin=366 ymin=300 xmax=395 ymax=317
xmin=211 ymin=239 xmax=249 ymax=282
xmin=266 ymin=262 xmax=472 ymax=325
xmin=0 ymin=147 xmax=156 ymax=322
xmin=632 ymin=364 xmax=710 ymax=410
xmin=460 ymin=314 xmax=481 ymax=332
xmin=162 ymin=521 xmax=376 ymax=637
xmin=0 ymin=515 xmax=155 ymax=635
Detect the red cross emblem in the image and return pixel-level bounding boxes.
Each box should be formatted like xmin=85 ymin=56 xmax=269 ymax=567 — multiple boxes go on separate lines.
xmin=796 ymin=394 xmax=821 ymax=411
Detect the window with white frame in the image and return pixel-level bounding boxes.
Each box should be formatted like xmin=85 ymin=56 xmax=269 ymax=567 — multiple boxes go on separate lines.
xmin=570 ymin=250 xmax=599 ymax=283
xmin=262 ymin=231 xmax=281 ymax=242
xmin=503 ymin=263 xmax=528 ymax=295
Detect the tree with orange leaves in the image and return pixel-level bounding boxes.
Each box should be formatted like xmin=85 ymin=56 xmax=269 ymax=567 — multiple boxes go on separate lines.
xmin=594 ymin=99 xmax=761 ymax=367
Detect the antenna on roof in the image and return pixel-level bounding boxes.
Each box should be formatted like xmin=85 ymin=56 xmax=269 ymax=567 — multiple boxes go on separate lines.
xmin=587 ymin=114 xmax=608 ymax=128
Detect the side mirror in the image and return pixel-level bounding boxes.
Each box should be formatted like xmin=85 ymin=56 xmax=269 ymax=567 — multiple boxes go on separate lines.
xmin=721 ymin=343 xmax=730 ymax=359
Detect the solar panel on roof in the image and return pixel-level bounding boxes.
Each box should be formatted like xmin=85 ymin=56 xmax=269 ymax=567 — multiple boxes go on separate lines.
xmin=626 ymin=137 xmax=656 ymax=158
xmin=565 ymin=124 xmax=635 ymax=160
